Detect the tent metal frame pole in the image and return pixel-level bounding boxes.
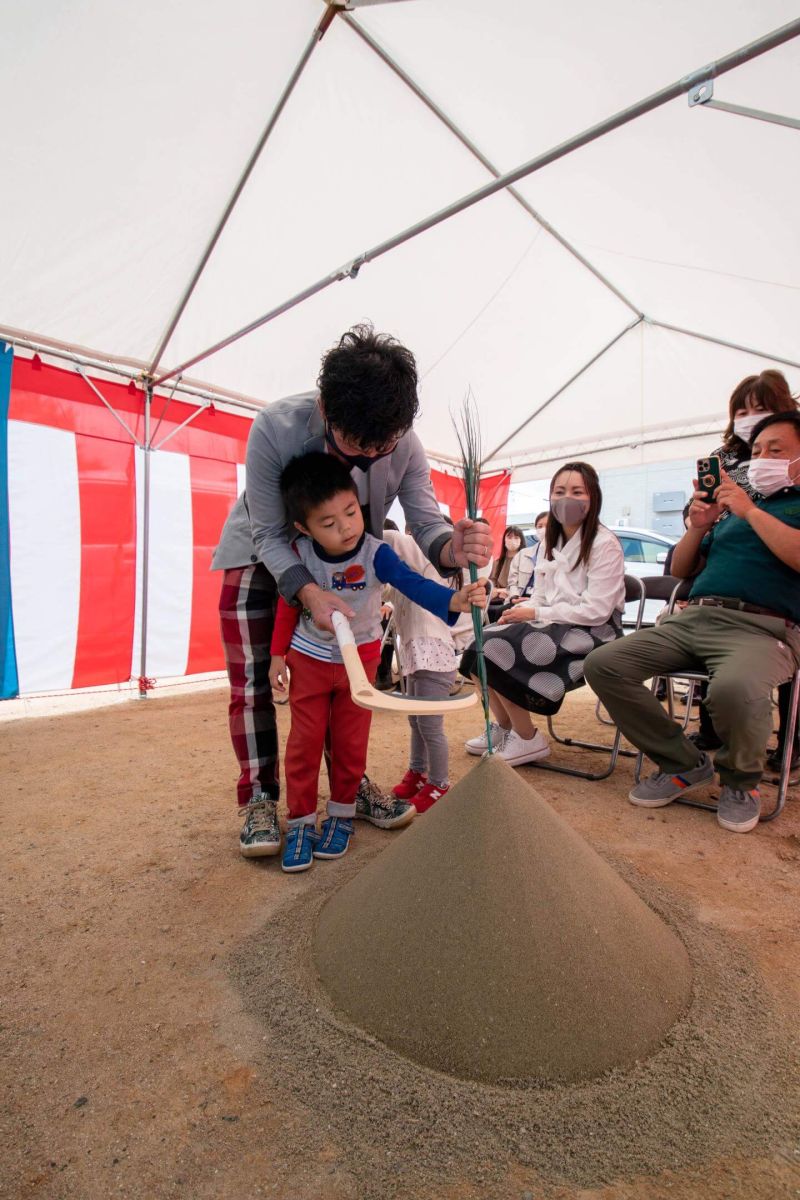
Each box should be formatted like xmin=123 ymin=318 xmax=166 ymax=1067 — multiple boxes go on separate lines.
xmin=151 ymin=15 xmax=800 ymax=389
xmin=75 ymin=364 xmax=142 ymax=447
xmin=137 ymin=384 xmax=154 ymax=700
xmin=703 ymin=98 xmax=800 ymax=132
xmin=483 ymin=318 xmax=642 ymax=464
xmin=341 ymin=13 xmax=643 ymax=319
xmin=647 ymin=319 xmax=800 ymax=370
xmin=0 ymin=329 xmax=265 ymax=413
xmin=146 ymin=3 xmax=339 ymax=378
xmin=148 ymin=376 xmax=183 ymax=447
xmin=503 ymin=427 xmax=743 ymax=472
xmin=152 ymin=400 xmax=211 ymax=451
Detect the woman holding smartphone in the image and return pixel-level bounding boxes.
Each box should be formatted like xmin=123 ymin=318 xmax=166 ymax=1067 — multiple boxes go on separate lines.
xmin=691 ymin=370 xmax=798 ymax=766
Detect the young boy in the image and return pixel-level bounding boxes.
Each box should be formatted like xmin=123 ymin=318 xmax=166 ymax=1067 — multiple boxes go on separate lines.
xmin=269 ymin=453 xmax=486 ymax=873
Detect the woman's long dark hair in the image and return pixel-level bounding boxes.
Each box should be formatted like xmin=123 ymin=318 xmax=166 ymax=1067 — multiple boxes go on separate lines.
xmin=544 ymin=461 xmax=601 ymax=568
xmin=491 ymin=524 xmax=525 ymax=584
xmin=722 ymin=370 xmax=797 ymax=452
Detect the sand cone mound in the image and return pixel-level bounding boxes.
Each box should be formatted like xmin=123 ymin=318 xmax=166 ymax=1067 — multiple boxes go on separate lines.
xmin=313 ymin=755 xmax=692 ymax=1084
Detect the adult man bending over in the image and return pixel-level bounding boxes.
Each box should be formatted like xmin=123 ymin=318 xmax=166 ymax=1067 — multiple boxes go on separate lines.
xmin=585 ymin=412 xmax=800 ymax=834
xmin=212 ymin=324 xmax=490 ymax=857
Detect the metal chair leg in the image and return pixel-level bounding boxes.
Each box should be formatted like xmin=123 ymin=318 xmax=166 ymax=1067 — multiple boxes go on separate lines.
xmin=761 ymin=668 xmax=800 ymax=822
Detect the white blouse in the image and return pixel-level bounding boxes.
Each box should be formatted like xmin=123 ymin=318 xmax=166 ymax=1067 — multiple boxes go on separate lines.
xmin=532 ymin=524 xmax=625 ymax=626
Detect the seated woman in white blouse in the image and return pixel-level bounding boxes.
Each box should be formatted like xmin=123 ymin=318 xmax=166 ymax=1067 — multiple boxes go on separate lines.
xmin=461 ymin=461 xmax=625 ymax=767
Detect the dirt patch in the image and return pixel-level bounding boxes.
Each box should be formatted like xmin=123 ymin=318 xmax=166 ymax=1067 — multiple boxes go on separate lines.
xmin=313 ymin=755 xmax=692 ymax=1083
xmin=2 ymin=684 xmax=800 ymax=1199
xmin=232 ymin=837 xmax=798 ymax=1198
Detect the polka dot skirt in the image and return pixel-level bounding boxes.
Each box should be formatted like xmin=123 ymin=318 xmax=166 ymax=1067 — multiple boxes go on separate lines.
xmin=460 ymin=616 xmax=622 ymax=715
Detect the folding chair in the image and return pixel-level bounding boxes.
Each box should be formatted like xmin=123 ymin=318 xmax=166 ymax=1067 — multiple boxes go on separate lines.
xmin=634 ymin=576 xmax=799 ymax=823
xmin=526 ymin=574 xmax=647 ymax=781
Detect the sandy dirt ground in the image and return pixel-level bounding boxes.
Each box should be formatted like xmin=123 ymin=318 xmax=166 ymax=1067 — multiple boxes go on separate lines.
xmin=2 ymin=685 xmax=799 ymax=1199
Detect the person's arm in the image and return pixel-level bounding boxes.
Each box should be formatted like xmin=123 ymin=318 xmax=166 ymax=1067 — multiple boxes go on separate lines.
xmin=715 ymin=471 xmax=800 ymax=571
xmin=506 ymin=548 xmax=523 ymax=597
xmin=670 ymin=484 xmax=719 ymax=578
xmin=245 ymin=409 xmax=316 ymax=601
xmin=270 ymin=596 xmax=300 ymax=657
xmin=373 ymin=542 xmax=483 ymax=626
xmin=396 ymin=431 xmax=491 ymax=573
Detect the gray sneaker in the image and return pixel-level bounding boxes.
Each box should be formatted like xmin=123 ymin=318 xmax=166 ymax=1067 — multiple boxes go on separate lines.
xmin=628 ymin=753 xmax=715 ymax=808
xmin=239 ymin=795 xmax=281 ymax=858
xmin=355 ymin=776 xmax=416 ymax=829
xmin=717 ymin=786 xmax=761 ymax=833
xmin=464 ymin=722 xmax=509 ymax=756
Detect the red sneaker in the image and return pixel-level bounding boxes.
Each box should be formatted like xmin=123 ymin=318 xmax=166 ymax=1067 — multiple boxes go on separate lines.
xmin=413 ymin=782 xmax=449 ymax=813
xmin=392 ymin=769 xmax=427 ymax=799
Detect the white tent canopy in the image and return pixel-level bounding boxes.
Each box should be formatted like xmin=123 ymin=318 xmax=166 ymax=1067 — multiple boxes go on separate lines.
xmin=1 ymin=0 xmax=799 ymax=474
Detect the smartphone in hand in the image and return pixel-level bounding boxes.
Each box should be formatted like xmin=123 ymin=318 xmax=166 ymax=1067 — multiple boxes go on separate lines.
xmin=696 ymin=455 xmax=721 ymax=503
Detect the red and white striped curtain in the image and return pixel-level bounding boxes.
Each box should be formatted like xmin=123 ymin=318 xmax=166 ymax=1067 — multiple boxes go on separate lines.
xmin=7 ymin=354 xmax=249 ymax=693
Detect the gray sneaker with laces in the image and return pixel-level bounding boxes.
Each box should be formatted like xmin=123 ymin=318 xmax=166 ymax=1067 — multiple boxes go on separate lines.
xmin=239 ymin=795 xmax=281 ymax=857
xmin=628 ymin=752 xmax=714 ymax=808
xmin=355 ymin=776 xmax=416 ymax=829
xmin=717 ymin=786 xmax=761 ymax=833
xmin=464 ymin=722 xmax=509 ymax=756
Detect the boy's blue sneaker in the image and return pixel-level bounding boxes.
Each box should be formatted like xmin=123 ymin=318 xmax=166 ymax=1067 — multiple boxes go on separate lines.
xmin=281 ymin=824 xmax=318 ymax=873
xmin=313 ymin=816 xmax=354 ymax=860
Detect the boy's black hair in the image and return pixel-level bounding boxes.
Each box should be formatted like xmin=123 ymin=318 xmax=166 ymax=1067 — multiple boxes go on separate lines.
xmin=318 ymin=323 xmax=419 ymax=450
xmin=280 ymin=452 xmax=358 ymax=527
xmin=750 ymin=410 xmax=800 ymax=445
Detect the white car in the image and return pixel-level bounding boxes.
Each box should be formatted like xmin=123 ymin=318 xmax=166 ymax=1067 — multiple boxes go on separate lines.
xmin=610 ymin=526 xmax=677 ymax=623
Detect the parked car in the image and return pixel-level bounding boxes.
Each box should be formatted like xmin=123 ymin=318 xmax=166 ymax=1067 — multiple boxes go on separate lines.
xmin=610 ymin=526 xmax=677 ymax=624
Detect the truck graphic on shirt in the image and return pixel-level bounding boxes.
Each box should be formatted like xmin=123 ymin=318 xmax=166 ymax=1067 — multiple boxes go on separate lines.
xmin=331 ymin=565 xmax=367 ymax=592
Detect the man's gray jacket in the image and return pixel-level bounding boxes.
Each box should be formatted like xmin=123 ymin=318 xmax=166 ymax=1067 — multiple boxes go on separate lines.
xmin=212 ymin=391 xmax=454 ymax=603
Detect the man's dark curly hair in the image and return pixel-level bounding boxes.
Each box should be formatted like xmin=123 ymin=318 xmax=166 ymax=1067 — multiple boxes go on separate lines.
xmin=317 ymin=323 xmax=419 ymax=450
xmin=280 ymin=452 xmax=358 ymax=528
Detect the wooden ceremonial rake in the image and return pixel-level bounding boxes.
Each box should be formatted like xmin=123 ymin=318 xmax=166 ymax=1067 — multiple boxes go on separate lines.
xmin=331 ymin=611 xmax=477 ymax=715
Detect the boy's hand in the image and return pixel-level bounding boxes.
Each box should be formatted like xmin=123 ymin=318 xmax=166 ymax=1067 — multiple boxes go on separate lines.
xmin=269 ymin=656 xmax=289 ymax=694
xmin=449 ymin=579 xmax=488 ymax=613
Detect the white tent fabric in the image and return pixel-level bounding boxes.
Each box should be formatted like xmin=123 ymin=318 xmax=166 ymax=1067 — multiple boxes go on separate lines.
xmin=1 ymin=0 xmax=799 ymax=473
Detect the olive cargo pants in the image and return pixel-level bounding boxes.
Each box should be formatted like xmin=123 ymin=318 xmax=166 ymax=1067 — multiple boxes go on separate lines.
xmin=584 ymin=606 xmax=800 ymax=790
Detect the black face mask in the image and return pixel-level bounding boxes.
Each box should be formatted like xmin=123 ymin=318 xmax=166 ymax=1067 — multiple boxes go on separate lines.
xmin=325 ymin=427 xmax=394 ymax=472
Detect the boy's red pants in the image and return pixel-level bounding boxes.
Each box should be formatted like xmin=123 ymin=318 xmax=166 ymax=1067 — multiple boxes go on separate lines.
xmin=284 ymin=649 xmax=378 ymax=824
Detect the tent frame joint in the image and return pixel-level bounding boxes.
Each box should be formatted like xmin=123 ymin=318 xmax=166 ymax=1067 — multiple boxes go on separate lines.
xmin=687 ymin=75 xmax=714 ymax=106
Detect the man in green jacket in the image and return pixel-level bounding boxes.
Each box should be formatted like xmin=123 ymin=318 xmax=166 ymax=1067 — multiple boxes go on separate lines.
xmin=585 ymin=411 xmax=800 ymax=834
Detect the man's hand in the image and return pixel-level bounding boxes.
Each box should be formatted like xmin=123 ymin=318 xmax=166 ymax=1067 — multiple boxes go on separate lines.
xmin=269 ymin=655 xmax=289 ymax=693
xmin=449 ymin=579 xmax=488 ymax=614
xmin=296 ymin=582 xmax=355 ymax=634
xmin=687 ymin=480 xmax=721 ymax=530
xmin=715 ymin=469 xmax=756 ymax=519
xmin=449 ymin=518 xmax=492 ymax=569
xmin=498 ymin=603 xmax=536 ymax=624
xmin=494 ymin=587 xmax=509 ymax=600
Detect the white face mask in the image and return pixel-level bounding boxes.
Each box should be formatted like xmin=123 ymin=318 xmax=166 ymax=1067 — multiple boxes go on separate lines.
xmin=747 ymin=456 xmax=799 ymax=497
xmin=733 ymin=411 xmax=765 ymax=442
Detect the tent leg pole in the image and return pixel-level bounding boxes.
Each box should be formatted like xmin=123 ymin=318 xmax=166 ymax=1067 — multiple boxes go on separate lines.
xmin=138 ymin=384 xmax=153 ymax=700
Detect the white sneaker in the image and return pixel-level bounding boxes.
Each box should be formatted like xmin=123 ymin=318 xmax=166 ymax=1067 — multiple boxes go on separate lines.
xmin=496 ymin=729 xmax=550 ymax=766
xmin=464 ymin=722 xmax=509 ymax=755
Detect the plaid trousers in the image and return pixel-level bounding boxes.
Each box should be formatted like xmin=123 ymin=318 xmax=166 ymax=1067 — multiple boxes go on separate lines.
xmin=219 ymin=564 xmax=280 ymax=807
